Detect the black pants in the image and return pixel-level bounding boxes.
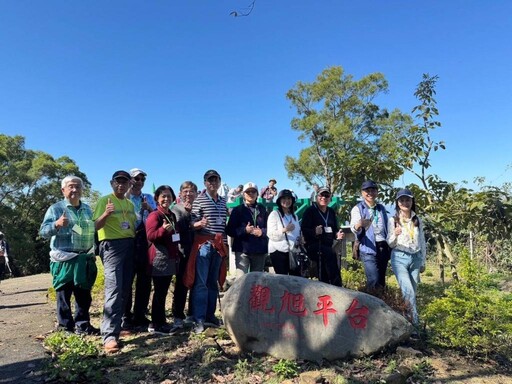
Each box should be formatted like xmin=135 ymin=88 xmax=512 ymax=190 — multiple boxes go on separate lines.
xmin=307 ymin=243 xmax=342 ymax=287
xmin=151 ymin=275 xmax=172 ymax=326
xmin=124 ymin=230 xmax=152 ymax=321
xmin=270 ymin=250 xmax=300 ymax=276
xmin=172 ymin=254 xmax=190 ymax=320
xmin=56 ymin=281 xmax=92 ymax=331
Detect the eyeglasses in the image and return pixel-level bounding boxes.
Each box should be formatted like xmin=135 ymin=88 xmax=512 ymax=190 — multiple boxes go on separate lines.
xmin=206 ymin=177 xmax=219 ymax=183
xmin=319 ymin=193 xmax=331 ymax=198
xmin=114 ymin=178 xmax=130 ymax=184
xmin=134 ymin=177 xmax=146 ymax=182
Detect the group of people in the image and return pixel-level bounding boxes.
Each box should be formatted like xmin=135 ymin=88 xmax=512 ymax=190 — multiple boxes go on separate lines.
xmin=40 ymin=169 xmax=229 ymax=354
xmin=350 ymin=180 xmax=426 ymax=328
xmin=38 ymin=170 xmax=425 ymax=354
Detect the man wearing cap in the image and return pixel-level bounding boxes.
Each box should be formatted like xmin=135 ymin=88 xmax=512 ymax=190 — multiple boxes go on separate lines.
xmin=260 ymin=179 xmax=278 ymax=204
xmin=301 ymin=187 xmax=344 ymax=286
xmin=122 ymin=168 xmax=156 ymax=330
xmin=350 ymin=180 xmax=390 ymax=291
xmin=183 ymin=169 xmax=228 ymax=334
xmin=226 ymin=182 xmax=268 ymax=278
xmin=39 ymin=176 xmax=99 ymax=335
xmin=93 ymin=170 xmax=137 ymax=353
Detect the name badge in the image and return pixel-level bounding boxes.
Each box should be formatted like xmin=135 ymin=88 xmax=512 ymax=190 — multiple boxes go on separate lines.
xmin=121 ymin=221 xmax=130 ymax=230
xmin=216 ymin=217 xmax=223 ymax=225
xmin=324 ymin=226 xmax=333 ymax=233
xmin=172 ymin=233 xmax=180 ymax=242
xmin=72 ymin=224 xmax=83 ymax=235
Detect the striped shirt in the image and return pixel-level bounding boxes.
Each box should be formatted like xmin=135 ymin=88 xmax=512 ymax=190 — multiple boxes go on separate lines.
xmin=191 ymin=192 xmax=227 ymax=237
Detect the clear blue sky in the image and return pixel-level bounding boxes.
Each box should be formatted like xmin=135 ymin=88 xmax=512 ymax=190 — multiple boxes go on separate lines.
xmin=1 ymin=0 xmax=510 ymax=197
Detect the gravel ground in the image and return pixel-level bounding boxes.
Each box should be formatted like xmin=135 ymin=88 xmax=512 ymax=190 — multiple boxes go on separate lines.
xmin=0 ymin=274 xmax=54 ymax=384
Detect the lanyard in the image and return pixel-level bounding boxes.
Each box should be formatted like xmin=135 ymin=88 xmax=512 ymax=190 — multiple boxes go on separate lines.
xmin=315 ymin=206 xmax=330 ymax=227
xmin=369 ymin=207 xmax=379 ymax=225
xmin=158 ymin=207 xmax=175 ymax=231
xmin=204 ymin=191 xmax=223 ymax=218
xmin=246 ymin=204 xmax=258 ymax=226
xmin=111 ymin=194 xmax=130 ymax=222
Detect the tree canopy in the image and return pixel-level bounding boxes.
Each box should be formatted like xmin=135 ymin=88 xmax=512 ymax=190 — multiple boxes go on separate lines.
xmin=285 ymin=66 xmax=414 ymax=198
xmin=0 ymin=134 xmax=90 ymax=274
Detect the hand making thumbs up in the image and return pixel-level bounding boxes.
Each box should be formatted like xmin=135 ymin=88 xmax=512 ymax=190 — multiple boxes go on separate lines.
xmin=105 ymin=198 xmax=115 ymax=216
xmin=55 ymin=210 xmax=69 ymax=230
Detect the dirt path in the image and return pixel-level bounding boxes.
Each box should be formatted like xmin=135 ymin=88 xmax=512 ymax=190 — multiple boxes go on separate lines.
xmin=0 ymin=274 xmax=54 ymax=384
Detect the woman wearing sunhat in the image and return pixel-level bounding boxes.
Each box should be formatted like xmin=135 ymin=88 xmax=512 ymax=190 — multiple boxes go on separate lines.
xmin=267 ymin=189 xmax=302 ymax=275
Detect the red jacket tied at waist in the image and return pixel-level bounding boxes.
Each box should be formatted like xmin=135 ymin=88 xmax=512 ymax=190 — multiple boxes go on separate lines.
xmin=183 ymin=233 xmax=228 ymax=289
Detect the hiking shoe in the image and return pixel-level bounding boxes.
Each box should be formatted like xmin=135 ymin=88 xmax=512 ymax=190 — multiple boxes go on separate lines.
xmin=75 ymin=324 xmax=100 ymax=336
xmin=192 ymin=321 xmax=205 ymax=334
xmin=148 ymin=323 xmax=172 ymax=335
xmin=104 ymin=340 xmax=120 ymax=354
xmin=56 ymin=325 xmax=74 ymax=334
xmin=169 ymin=318 xmax=184 ymax=335
xmin=204 ymin=317 xmax=222 ymax=328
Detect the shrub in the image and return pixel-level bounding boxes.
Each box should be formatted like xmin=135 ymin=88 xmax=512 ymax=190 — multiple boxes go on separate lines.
xmin=423 ymin=252 xmax=512 ymax=357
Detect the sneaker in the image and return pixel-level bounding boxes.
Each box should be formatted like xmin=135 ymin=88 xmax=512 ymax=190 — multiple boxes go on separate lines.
xmin=104 ymin=339 xmax=120 ymax=354
xmin=56 ymin=325 xmax=74 ymax=333
xmin=75 ymin=324 xmax=100 ymax=336
xmin=148 ymin=323 xmax=172 ymax=335
xmin=192 ymin=321 xmax=205 ymax=334
xmin=183 ymin=316 xmax=195 ymax=326
xmin=169 ymin=319 xmax=184 ymax=335
xmin=204 ymin=317 xmax=222 ymax=328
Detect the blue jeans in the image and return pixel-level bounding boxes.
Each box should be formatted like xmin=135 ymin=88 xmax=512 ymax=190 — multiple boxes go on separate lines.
xmin=190 ymin=242 xmax=222 ymax=323
xmin=361 ymin=241 xmax=390 ymax=290
xmin=391 ymin=249 xmax=422 ymax=325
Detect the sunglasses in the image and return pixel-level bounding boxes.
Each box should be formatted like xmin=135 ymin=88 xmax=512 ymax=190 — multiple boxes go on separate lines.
xmin=114 ymin=178 xmax=130 ymax=184
xmin=245 ymin=190 xmax=258 ymax=195
xmin=319 ymin=193 xmax=331 ymax=198
xmin=134 ymin=177 xmax=146 ymax=182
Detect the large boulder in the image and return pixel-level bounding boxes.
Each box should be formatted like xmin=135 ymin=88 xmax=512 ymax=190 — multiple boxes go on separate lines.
xmin=222 ymin=272 xmax=413 ymax=362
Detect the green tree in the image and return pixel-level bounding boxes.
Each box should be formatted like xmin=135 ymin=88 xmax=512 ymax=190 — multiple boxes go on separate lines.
xmin=285 ymin=66 xmax=414 ymax=199
xmin=400 ymin=75 xmax=512 ymax=280
xmin=0 ymin=134 xmax=90 ymax=274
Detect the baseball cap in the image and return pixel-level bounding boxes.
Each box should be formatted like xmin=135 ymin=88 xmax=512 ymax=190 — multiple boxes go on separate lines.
xmin=243 ymin=182 xmax=258 ymax=193
xmin=203 ymin=169 xmax=221 ymax=181
xmin=269 ymin=178 xmax=277 ymax=183
xmin=396 ymin=189 xmax=414 ymax=199
xmin=317 ymin=187 xmax=331 ymax=195
xmin=361 ymin=180 xmax=378 ymax=190
xmin=130 ymin=168 xmax=147 ymax=178
xmin=112 ymin=170 xmax=131 ymax=180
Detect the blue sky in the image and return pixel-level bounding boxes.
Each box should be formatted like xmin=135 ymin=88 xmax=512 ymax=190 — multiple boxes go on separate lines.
xmin=1 ymin=0 xmax=510 ymax=198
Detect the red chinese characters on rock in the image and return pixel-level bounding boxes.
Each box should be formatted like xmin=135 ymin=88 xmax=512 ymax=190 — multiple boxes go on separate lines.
xmin=313 ymin=295 xmax=337 ymax=326
xmin=345 ymin=298 xmax=369 ymax=329
xmin=248 ymin=285 xmax=370 ymax=329
xmin=279 ymin=290 xmax=308 ymax=317
xmin=249 ymin=285 xmax=275 ymax=313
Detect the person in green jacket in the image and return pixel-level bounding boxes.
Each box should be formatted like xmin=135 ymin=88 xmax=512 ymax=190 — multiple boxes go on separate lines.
xmin=40 ymin=176 xmax=98 ymax=335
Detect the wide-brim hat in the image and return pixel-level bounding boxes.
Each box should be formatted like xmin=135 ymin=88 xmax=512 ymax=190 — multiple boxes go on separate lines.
xmin=276 ymin=189 xmax=296 ymax=205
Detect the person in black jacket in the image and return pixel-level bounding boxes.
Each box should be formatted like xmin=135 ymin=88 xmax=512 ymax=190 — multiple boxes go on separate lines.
xmin=226 ymin=182 xmax=268 ymax=278
xmin=301 ymin=187 xmax=344 ymax=286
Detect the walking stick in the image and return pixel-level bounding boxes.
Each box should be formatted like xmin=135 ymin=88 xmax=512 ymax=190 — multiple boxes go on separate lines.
xmin=317 ymin=239 xmax=322 ymax=282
